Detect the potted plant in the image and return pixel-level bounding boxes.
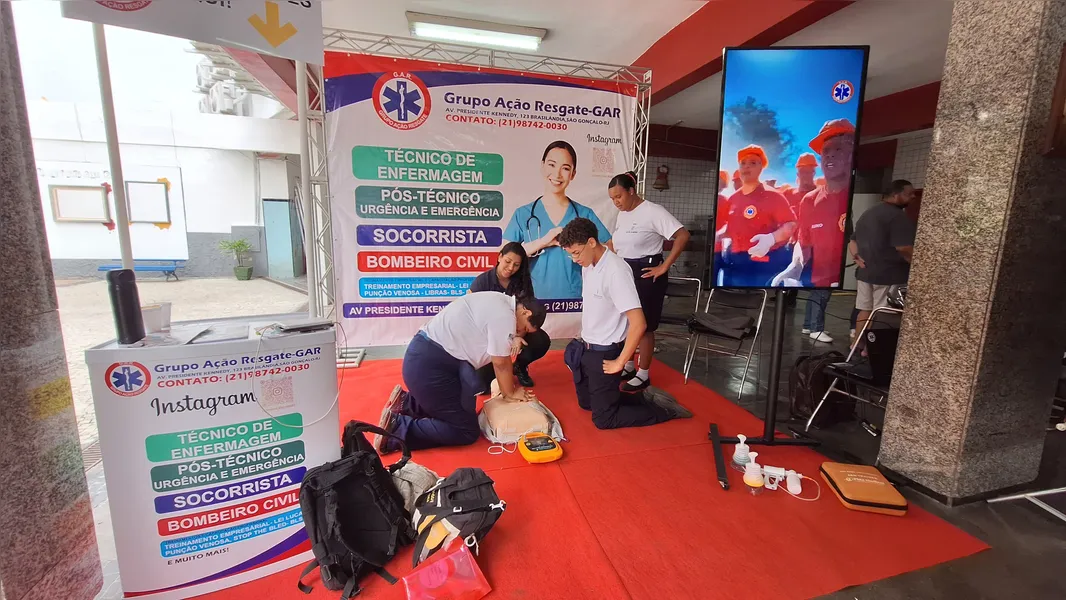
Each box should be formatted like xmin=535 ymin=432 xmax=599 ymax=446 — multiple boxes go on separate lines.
xmin=219 ymin=238 xmax=254 ymax=280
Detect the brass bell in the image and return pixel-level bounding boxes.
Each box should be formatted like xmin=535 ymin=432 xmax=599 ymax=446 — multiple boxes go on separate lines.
xmin=652 ymin=165 xmax=670 ymax=191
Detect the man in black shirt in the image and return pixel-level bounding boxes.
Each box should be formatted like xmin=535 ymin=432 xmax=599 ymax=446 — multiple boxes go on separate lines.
xmin=850 ymin=179 xmax=917 ymax=344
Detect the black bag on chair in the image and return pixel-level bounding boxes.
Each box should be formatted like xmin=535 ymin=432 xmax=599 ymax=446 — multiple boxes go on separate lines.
xmin=788 ymin=351 xmax=854 ymax=427
xmin=297 ymin=421 xmax=416 ymax=599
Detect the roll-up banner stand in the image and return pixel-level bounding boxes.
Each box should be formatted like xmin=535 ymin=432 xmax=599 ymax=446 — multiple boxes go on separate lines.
xmin=325 ymin=52 xmax=639 ymax=347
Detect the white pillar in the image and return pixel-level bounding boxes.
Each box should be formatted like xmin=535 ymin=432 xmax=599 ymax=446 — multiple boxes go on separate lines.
xmin=92 ymin=23 xmax=133 ymax=270
xmin=296 ymin=61 xmax=319 ymax=318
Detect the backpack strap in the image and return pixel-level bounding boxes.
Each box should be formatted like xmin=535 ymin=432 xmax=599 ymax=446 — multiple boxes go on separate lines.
xmin=296 ymin=559 xmax=318 ymax=594
xmin=417 ymin=498 xmax=505 ymax=518
xmin=346 ymin=421 xmax=412 ymax=473
xmin=376 ymin=567 xmax=398 ymax=585
xmin=341 ymin=421 xmax=375 ymax=457
xmin=341 ymin=577 xmax=360 ymax=599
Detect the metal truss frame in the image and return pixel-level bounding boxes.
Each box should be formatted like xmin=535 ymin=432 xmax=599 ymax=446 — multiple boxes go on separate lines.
xmin=307 ymin=30 xmax=652 ymax=327
xmin=304 ymin=63 xmax=334 ymax=318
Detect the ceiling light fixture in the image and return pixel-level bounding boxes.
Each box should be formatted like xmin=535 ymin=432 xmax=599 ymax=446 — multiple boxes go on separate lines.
xmin=406 ymin=12 xmax=547 ymax=51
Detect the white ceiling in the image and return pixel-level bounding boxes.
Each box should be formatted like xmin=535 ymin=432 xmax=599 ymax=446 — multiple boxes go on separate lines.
xmin=651 ymin=0 xmax=955 ymax=128
xmin=321 ymin=0 xmax=707 ymax=65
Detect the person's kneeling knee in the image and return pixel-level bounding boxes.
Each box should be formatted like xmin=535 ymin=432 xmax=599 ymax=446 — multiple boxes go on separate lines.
xmin=591 ymin=414 xmax=613 ymax=430
xmin=456 ymin=428 xmax=481 ymax=445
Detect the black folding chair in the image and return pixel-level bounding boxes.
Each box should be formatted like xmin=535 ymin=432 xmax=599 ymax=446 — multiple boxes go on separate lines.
xmin=657 ymin=277 xmax=702 ymax=341
xmin=683 ymin=289 xmax=769 ymax=401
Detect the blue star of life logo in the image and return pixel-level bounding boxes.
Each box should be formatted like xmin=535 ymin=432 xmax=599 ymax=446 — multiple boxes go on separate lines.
xmin=833 ymin=80 xmax=854 ymax=104
xmin=382 ymin=79 xmax=424 ymax=122
xmin=105 ymin=361 xmax=150 ymax=396
xmin=112 ymin=366 xmax=143 ymax=391
xmin=374 ymin=72 xmax=432 ymax=130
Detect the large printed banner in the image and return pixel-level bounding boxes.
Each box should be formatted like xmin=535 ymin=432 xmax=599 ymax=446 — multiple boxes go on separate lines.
xmin=325 ymin=53 xmax=638 ymax=346
xmin=86 ymin=329 xmax=339 ymax=598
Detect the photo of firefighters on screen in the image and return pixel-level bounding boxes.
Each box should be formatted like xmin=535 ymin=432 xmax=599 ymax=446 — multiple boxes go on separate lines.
xmin=712 ymin=47 xmax=867 ymax=289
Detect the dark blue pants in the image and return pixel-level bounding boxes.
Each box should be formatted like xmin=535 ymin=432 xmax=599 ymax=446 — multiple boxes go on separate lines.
xmin=395 ymin=333 xmax=482 ymax=450
xmin=804 ymin=290 xmax=831 ymax=332
xmin=720 ymin=247 xmax=792 ymax=287
xmin=568 ymin=341 xmax=673 ymax=430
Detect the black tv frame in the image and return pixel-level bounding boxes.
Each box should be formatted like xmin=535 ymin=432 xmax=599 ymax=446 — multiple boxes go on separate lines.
xmin=710 ymin=45 xmax=871 ymax=292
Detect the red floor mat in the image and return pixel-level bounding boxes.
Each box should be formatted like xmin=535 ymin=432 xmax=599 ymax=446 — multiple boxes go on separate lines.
xmin=196 ymin=465 xmax=629 ymax=600
xmin=194 ymin=354 xmax=986 ymax=599
xmin=334 ymin=352 xmax=764 ymax=474
xmin=561 ymin=444 xmax=987 ymax=599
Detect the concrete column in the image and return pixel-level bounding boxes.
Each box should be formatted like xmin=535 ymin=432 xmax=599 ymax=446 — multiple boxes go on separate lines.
xmin=0 ymin=4 xmax=103 ymax=599
xmin=880 ymin=0 xmax=1066 ymax=502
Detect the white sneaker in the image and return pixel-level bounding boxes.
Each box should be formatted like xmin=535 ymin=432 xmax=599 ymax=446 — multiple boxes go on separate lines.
xmin=801 ymin=328 xmax=811 ymax=334
xmin=810 ymin=331 xmax=834 ymax=343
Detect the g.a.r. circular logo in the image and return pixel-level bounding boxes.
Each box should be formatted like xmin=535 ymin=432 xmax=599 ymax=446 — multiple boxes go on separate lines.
xmin=372 ymin=72 xmax=431 ymax=130
xmin=743 ymin=205 xmax=758 ymax=219
xmin=832 ymin=80 xmax=854 ymax=104
xmin=839 ymin=214 xmax=847 ymax=232
xmin=105 ymin=362 xmax=151 ymax=397
xmin=96 ymin=0 xmax=153 ymax=10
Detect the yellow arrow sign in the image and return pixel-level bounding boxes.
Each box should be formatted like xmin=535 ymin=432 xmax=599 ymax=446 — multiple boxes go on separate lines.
xmin=248 ymin=1 xmax=298 ymax=48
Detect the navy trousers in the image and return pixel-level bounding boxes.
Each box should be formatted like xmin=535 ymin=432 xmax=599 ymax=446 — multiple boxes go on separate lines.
xmin=720 ymin=246 xmax=792 ymax=287
xmin=570 ymin=342 xmax=673 ymax=430
xmin=394 ymin=333 xmax=482 ymax=450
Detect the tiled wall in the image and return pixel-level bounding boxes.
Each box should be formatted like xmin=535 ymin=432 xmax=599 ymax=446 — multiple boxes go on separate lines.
xmin=891 ymin=129 xmax=934 ymax=187
xmin=644 ymin=156 xmax=717 ymax=226
xmin=643 ymin=155 xmax=718 ymax=278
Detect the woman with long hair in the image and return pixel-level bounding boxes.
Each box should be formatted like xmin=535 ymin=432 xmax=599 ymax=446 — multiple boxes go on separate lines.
xmin=469 ymin=242 xmax=551 ymax=388
xmin=607 ymin=171 xmax=690 ymax=392
xmin=502 ymin=140 xmax=611 ymax=300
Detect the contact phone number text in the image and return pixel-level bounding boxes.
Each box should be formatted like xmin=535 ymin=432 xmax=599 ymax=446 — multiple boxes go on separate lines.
xmin=499 ymin=118 xmax=568 ymax=131
xmin=227 ymin=364 xmax=310 ymax=381
xmin=544 ymin=300 xmax=582 ymax=313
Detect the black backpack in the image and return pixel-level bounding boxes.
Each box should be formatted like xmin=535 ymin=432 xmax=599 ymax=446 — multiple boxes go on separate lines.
xmin=788 ymin=350 xmax=854 ymax=427
xmin=297 ymin=421 xmax=416 ymax=599
xmin=411 ymin=468 xmax=505 ymax=566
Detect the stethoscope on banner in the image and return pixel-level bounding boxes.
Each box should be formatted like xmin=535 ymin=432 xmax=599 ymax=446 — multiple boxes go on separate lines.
xmin=524 ymin=196 xmax=546 ymax=241
xmin=524 ymin=196 xmax=577 ymax=257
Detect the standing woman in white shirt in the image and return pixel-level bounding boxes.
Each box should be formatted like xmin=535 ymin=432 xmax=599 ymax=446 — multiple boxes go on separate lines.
xmin=558 ymin=218 xmax=691 ymax=430
xmin=607 ymin=171 xmax=691 ymax=392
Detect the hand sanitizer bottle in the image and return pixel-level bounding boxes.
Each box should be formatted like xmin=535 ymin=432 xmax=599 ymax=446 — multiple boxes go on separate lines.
xmin=743 ymin=451 xmax=764 ymax=495
xmin=732 ymin=434 xmax=750 ymax=472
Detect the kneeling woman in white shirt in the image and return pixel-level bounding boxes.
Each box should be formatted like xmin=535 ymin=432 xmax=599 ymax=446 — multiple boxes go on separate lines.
xmin=558 ymin=217 xmax=691 ymax=429
xmin=607 ymin=171 xmax=690 ymax=393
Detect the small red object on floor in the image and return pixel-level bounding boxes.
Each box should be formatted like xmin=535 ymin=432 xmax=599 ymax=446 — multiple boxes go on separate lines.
xmin=403 ymin=540 xmax=490 ymax=600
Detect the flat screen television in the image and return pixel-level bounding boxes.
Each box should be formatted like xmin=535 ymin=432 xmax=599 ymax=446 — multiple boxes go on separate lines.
xmin=711 ymin=46 xmax=869 ymax=290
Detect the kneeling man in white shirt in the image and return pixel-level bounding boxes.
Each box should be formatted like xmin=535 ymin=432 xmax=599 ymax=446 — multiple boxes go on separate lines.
xmin=376 ymin=292 xmax=544 ymax=453
xmin=558 ymin=218 xmax=691 ymax=429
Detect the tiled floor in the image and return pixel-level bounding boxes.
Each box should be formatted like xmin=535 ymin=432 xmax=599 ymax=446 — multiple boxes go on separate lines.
xmin=86 ymin=291 xmax=1066 ymax=599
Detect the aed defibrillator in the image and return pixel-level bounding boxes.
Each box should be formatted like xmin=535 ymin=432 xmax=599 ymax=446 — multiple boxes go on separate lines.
xmin=518 ymin=433 xmax=563 ymax=464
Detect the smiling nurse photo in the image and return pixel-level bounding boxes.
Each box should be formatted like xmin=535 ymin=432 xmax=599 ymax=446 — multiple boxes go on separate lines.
xmin=502 ymin=140 xmax=610 ymax=300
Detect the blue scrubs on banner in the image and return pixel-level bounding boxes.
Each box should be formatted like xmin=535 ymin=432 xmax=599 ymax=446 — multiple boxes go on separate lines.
xmin=503 ymin=198 xmax=611 ymax=299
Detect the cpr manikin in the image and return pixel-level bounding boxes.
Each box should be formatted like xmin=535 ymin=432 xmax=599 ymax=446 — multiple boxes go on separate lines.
xmin=479 ymin=379 xmax=565 ymax=446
